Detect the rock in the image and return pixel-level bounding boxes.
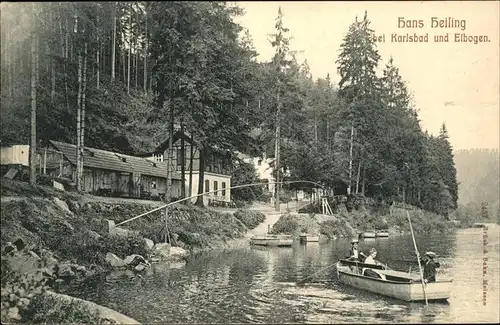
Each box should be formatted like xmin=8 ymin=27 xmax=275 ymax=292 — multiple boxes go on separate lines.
xmin=87 ymin=230 xmax=102 ymax=241
xmin=3 ymin=242 xmax=17 ymax=255
xmin=103 ymin=219 xmax=116 ymax=235
xmin=114 ymin=227 xmax=130 ymax=237
xmin=53 ymin=197 xmax=73 ymax=215
xmin=134 ymin=263 xmax=148 ymax=272
xmin=28 ymin=250 xmax=42 ymax=261
xmin=7 ymin=307 xmax=21 ymax=321
xmin=105 ymin=253 xmax=126 ymax=268
xmin=58 ymin=263 xmax=75 ymax=278
xmin=170 ymin=246 xmax=188 ymax=259
xmin=153 ymin=243 xmax=171 ymax=258
xmin=124 ymin=254 xmax=148 ymax=267
xmin=144 ymin=238 xmax=155 ymax=250
xmin=61 ymin=220 xmax=75 ymax=232
xmin=13 ymin=238 xmax=26 ymax=251
xmin=53 ymin=180 xmax=65 ymax=191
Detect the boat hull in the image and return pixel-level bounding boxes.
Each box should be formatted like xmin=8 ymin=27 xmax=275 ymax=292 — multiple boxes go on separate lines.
xmin=376 ymin=232 xmax=389 ymax=237
xmin=336 ymin=261 xmax=452 ymax=302
xmin=299 ymin=235 xmax=320 ymax=243
xmin=250 ymin=235 xmax=293 ymax=247
xmin=362 ymin=232 xmax=376 ymax=238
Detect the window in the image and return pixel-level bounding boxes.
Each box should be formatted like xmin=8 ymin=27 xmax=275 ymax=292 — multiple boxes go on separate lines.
xmin=214 ymin=181 xmax=218 ymax=196
xmin=222 ymin=182 xmax=226 ymax=196
xmin=205 ymin=179 xmax=210 ymax=194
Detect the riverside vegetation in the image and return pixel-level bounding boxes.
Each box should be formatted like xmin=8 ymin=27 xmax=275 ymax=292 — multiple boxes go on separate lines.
xmin=0 ymin=178 xmax=266 ymax=323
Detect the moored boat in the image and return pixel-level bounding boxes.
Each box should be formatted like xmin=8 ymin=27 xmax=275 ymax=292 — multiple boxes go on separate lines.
xmin=299 ymin=234 xmax=320 ymax=243
xmin=361 ymin=231 xmax=376 ymax=238
xmin=250 ymin=234 xmax=293 ymax=247
xmin=376 ymin=230 xmax=389 ymax=237
xmin=336 ymin=259 xmax=452 ymax=302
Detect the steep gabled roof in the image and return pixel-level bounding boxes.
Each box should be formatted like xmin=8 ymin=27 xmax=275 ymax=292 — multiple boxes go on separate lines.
xmin=49 ymin=140 xmax=181 ymax=180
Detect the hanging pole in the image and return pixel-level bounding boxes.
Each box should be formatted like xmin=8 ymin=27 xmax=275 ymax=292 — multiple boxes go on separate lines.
xmin=406 ymin=209 xmax=428 ymax=305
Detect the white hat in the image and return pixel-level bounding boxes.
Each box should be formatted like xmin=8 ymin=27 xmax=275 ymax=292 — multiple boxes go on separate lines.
xmin=425 ymin=251 xmax=437 ymax=258
xmin=351 ymin=239 xmax=359 ymax=244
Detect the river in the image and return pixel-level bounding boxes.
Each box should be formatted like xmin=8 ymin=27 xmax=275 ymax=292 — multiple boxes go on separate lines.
xmin=63 ymin=224 xmax=499 ymax=324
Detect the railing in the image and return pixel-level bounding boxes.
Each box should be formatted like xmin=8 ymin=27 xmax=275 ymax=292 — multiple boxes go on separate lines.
xmin=115 ymin=180 xmax=324 ymax=227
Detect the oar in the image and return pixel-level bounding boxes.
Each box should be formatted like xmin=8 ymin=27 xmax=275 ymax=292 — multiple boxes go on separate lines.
xmin=297 ymin=263 xmax=337 ymax=285
xmin=406 ymin=210 xmax=428 ymax=305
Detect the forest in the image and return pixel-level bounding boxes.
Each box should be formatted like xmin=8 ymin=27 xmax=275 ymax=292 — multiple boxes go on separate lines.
xmin=0 ymin=2 xmax=458 ymax=216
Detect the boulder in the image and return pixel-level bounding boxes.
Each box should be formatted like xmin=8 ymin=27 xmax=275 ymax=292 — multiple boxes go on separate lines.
xmin=124 ymin=254 xmax=148 ymax=267
xmin=105 ymin=253 xmax=126 ymax=268
xmin=53 ymin=180 xmax=65 ymax=191
xmin=169 ymin=246 xmax=188 ymax=259
xmin=153 ymin=243 xmax=171 ymax=259
xmin=144 ymin=238 xmax=155 ymax=250
xmin=134 ymin=263 xmax=148 ymax=272
xmin=53 ymin=197 xmax=73 ymax=215
xmin=102 ymin=219 xmax=116 ymax=234
xmin=58 ymin=263 xmax=75 ymax=278
xmin=7 ymin=307 xmax=21 ymax=321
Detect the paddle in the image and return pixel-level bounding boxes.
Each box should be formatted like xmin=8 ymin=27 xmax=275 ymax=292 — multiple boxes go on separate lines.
xmin=406 ymin=210 xmax=428 ymax=305
xmin=296 ymin=263 xmax=337 ymax=285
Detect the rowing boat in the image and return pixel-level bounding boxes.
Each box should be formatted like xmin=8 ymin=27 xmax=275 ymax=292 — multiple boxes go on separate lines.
xmin=375 ymin=230 xmax=389 ymax=237
xmin=336 ymin=259 xmax=452 ymax=302
xmin=299 ymin=234 xmax=320 ymax=243
xmin=362 ymin=231 xmax=376 ymax=238
xmin=250 ymin=234 xmax=293 ymax=247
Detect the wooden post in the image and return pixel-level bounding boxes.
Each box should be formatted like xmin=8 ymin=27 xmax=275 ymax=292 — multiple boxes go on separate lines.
xmin=43 ymin=148 xmax=47 ymax=175
xmin=164 ymin=207 xmax=168 ymax=244
xmin=59 ymin=153 xmax=63 ymax=177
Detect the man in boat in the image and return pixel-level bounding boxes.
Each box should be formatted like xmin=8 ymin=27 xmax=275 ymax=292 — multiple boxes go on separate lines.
xmin=420 ymin=251 xmax=439 ymax=283
xmin=347 ymin=239 xmax=366 ymax=262
xmin=362 ymin=248 xmax=387 ymax=280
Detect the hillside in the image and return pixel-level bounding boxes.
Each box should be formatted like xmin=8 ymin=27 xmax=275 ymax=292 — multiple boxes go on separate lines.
xmin=454 ymin=148 xmax=500 ymax=221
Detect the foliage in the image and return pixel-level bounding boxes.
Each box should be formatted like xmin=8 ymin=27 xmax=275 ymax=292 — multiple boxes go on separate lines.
xmin=269 ymin=214 xmax=300 ymax=234
xmin=20 ymin=294 xmax=102 ymax=324
xmin=230 ymin=159 xmax=264 ymax=202
xmin=233 ymin=209 xmax=266 ymax=229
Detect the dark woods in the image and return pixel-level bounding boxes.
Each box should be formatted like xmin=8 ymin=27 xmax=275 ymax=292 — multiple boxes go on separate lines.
xmin=0 ymin=3 xmax=457 ymax=216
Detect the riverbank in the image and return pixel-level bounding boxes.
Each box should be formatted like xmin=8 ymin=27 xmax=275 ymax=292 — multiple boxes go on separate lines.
xmin=270 ymin=204 xmax=456 ymax=239
xmin=0 ymin=179 xmax=262 ymax=323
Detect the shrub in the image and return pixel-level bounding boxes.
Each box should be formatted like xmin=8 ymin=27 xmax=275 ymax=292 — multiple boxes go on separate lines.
xmin=20 ymin=294 xmax=102 ymax=324
xmin=270 ymin=214 xmax=299 ymax=234
xmin=233 ymin=210 xmax=266 ymax=230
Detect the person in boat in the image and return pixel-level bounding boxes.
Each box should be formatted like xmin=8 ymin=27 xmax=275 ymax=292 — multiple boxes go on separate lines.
xmin=347 ymin=239 xmax=366 ymax=262
xmin=420 ymin=251 xmax=439 ymax=283
xmin=362 ymin=248 xmax=387 ymax=280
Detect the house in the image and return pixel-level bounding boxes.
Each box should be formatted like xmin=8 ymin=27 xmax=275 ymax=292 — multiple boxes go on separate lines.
xmin=48 ymin=140 xmax=182 ymax=199
xmin=137 ymin=130 xmax=232 ymax=205
xmin=237 ymin=151 xmax=276 ymax=197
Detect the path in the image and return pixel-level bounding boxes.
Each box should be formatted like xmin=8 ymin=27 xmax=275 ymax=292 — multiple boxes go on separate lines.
xmin=245 ymin=202 xmax=287 ymax=238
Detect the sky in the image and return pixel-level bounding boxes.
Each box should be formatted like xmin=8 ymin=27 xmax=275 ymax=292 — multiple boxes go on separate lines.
xmin=234 ymin=1 xmax=500 ymax=150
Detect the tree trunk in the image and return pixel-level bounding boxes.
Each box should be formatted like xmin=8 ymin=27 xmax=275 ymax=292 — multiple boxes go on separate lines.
xmin=143 ymin=12 xmax=148 ymax=92
xmin=347 ymin=124 xmax=354 ymax=195
xmin=51 ymin=58 xmax=56 ymax=103
xmin=29 ymin=34 xmax=37 ymax=185
xmin=80 ymin=43 xmax=88 ymax=189
xmin=274 ymin=86 xmax=281 ymax=211
xmin=195 ymin=146 xmax=206 ymax=207
xmin=361 ymin=166 xmax=366 ymax=195
xmin=96 ymin=17 xmax=100 ymax=89
xmin=314 ymin=111 xmax=318 ymax=148
xmin=135 ymin=8 xmax=139 ymax=90
xmin=111 ymin=2 xmax=116 ymax=82
xmin=326 ymin=117 xmax=330 ymax=149
xmin=76 ymin=43 xmax=83 ymax=191
xmin=180 ymin=122 xmax=186 ymax=201
xmin=127 ymin=2 xmax=131 ymax=94
xmin=355 ymin=159 xmax=362 ymax=194
xmin=165 ymin=103 xmax=174 ymax=202
xmin=188 ymin=135 xmax=194 ymax=202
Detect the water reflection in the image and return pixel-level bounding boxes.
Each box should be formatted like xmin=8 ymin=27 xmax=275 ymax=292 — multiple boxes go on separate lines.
xmin=63 ymin=225 xmax=499 ymax=324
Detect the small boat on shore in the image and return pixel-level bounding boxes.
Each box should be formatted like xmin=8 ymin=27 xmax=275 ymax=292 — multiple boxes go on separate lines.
xmin=250 ymin=234 xmax=293 ymax=247
xmin=299 ymin=234 xmax=320 ymax=243
xmin=375 ymin=230 xmax=389 ymax=237
xmin=336 ymin=259 xmax=452 ymax=302
xmin=359 ymin=231 xmax=376 ymax=239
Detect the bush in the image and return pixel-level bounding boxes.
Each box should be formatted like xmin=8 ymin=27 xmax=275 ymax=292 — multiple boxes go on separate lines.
xmin=20 ymin=294 xmax=102 ymax=324
xmin=270 ymin=214 xmax=299 ymax=234
xmin=233 ymin=210 xmax=266 ymax=229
